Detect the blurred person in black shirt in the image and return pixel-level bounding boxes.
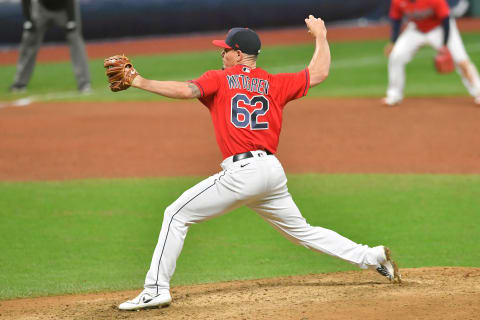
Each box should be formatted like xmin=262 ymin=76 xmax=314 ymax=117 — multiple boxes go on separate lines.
xmin=9 ymin=0 xmax=91 ymax=93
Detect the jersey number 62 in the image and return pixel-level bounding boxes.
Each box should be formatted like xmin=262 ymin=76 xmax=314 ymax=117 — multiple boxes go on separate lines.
xmin=231 ymin=94 xmax=269 ymax=130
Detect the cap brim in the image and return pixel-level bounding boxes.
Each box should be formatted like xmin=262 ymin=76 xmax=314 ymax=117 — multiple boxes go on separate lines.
xmin=212 ymin=40 xmax=231 ymax=49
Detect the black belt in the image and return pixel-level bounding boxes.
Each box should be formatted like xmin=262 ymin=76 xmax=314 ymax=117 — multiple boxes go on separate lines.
xmin=232 ymin=150 xmax=273 ymax=162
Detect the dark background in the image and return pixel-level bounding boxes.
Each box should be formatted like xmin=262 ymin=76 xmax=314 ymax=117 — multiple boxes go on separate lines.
xmin=0 ymin=0 xmax=473 ymax=45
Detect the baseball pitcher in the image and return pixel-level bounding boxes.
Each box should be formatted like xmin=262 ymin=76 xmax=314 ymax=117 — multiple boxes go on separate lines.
xmin=383 ymin=0 xmax=480 ymax=106
xmin=104 ymin=15 xmax=401 ymax=311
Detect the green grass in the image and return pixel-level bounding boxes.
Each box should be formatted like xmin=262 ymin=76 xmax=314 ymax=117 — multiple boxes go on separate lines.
xmin=1 ymin=31 xmax=480 ymax=301
xmin=1 ymin=174 xmax=479 ymax=299
xmin=1 ymin=32 xmax=479 ymax=102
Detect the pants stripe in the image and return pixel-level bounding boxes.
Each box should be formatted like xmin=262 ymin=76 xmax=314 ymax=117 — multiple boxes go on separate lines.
xmin=154 ymin=171 xmax=227 ymax=293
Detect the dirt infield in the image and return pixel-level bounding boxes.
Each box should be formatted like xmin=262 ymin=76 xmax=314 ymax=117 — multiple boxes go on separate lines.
xmin=1 ymin=97 xmax=480 ymax=181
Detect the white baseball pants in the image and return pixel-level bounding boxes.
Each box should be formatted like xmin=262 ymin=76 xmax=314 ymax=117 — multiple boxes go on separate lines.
xmin=144 ymin=150 xmax=385 ymax=294
xmin=386 ymin=19 xmax=480 ymax=102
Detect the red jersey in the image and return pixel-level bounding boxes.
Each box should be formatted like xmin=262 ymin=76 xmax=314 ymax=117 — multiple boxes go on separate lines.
xmin=390 ymin=0 xmax=450 ymax=33
xmin=191 ymin=64 xmax=309 ymax=159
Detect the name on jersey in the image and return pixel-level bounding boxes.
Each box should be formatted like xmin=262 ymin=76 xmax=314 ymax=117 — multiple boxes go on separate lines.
xmin=227 ymin=75 xmax=269 ymax=95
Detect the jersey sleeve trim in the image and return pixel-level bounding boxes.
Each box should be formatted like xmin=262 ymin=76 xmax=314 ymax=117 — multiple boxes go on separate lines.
xmin=188 ymin=80 xmax=205 ymax=98
xmin=303 ymin=68 xmax=310 ymax=97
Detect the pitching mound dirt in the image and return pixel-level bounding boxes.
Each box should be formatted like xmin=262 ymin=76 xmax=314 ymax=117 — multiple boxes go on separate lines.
xmin=1 ymin=267 xmax=479 ymax=319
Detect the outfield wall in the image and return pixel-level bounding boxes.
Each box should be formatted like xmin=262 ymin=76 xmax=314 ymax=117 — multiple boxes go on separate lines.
xmin=0 ymin=0 xmax=384 ymax=45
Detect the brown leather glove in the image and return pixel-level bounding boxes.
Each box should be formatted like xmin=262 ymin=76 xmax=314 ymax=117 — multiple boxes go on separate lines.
xmin=434 ymin=47 xmax=455 ymax=74
xmin=103 ymin=55 xmax=139 ymax=92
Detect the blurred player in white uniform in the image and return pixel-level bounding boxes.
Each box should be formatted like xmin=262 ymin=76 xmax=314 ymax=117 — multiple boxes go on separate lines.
xmin=383 ymin=0 xmax=480 ymax=106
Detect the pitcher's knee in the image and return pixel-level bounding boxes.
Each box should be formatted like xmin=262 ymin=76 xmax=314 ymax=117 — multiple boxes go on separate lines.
xmin=389 ymin=51 xmax=411 ymax=67
xmin=163 ymin=204 xmax=190 ymax=226
xmin=163 ymin=204 xmax=177 ymax=221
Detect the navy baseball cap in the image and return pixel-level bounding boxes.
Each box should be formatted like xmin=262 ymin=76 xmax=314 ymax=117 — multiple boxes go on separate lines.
xmin=212 ymin=28 xmax=261 ymax=55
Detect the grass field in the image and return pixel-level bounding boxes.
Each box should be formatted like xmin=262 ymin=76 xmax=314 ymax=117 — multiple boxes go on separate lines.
xmin=1 ymin=32 xmax=480 ymax=301
xmin=1 ymin=33 xmax=479 ymax=102
xmin=1 ymin=175 xmax=479 ymax=299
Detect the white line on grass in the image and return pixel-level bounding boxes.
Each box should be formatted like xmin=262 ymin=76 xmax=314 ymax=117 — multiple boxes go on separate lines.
xmin=2 ymin=43 xmax=479 ymax=105
xmin=0 ymin=90 xmax=94 ymax=109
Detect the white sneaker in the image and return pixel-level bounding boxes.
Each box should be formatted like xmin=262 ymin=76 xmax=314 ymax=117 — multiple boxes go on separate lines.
xmin=118 ymin=290 xmax=172 ymax=311
xmin=381 ymin=96 xmax=402 ymax=106
xmin=376 ymin=246 xmax=402 ymax=283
